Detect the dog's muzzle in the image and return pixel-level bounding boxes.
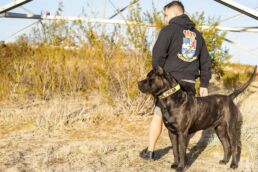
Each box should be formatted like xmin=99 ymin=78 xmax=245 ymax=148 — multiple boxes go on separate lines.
xmin=138 ymin=81 xmax=147 ymax=93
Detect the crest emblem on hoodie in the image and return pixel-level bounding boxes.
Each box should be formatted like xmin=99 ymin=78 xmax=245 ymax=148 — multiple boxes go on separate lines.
xmin=178 ymin=30 xmax=197 ymax=62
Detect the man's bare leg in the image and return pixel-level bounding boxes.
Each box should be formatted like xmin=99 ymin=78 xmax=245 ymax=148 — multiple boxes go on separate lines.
xmin=148 ymin=114 xmax=163 ymax=151
xmin=140 ymin=107 xmax=163 ymax=160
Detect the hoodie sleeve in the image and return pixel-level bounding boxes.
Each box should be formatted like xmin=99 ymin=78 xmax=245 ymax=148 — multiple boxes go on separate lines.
xmin=152 ymin=27 xmax=173 ymax=68
xmin=199 ymin=37 xmax=212 ymax=88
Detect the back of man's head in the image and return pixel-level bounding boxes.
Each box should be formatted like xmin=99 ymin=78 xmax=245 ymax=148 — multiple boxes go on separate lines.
xmin=164 ymin=1 xmax=185 ymax=14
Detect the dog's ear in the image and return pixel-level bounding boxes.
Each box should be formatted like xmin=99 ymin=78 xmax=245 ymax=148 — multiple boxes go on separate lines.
xmin=156 ymin=66 xmax=164 ymax=75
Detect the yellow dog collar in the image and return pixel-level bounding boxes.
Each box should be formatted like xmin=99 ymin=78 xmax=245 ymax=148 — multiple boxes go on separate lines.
xmin=159 ymin=84 xmax=181 ymax=99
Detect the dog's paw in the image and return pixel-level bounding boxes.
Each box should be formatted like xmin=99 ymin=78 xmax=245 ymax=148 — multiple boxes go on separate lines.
xmin=219 ymin=160 xmax=228 ymax=165
xmin=230 ymin=163 xmax=238 ymax=169
xmin=171 ymin=163 xmax=178 ymax=169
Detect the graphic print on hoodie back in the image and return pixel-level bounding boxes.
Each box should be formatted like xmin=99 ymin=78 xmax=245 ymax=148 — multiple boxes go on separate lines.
xmin=178 ymin=30 xmax=197 ymax=62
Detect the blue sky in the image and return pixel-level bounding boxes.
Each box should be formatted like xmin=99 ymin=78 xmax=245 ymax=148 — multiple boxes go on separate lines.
xmin=0 ymin=0 xmax=257 ymax=65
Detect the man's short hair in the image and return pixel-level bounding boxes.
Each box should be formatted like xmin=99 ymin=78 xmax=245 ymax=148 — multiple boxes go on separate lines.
xmin=163 ymin=1 xmax=185 ymax=13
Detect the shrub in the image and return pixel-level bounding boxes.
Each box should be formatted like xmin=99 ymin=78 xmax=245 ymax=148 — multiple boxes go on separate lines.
xmin=0 ymin=1 xmax=231 ymax=102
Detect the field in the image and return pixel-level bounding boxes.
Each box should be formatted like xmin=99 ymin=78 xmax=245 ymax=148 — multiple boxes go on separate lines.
xmin=0 ymin=4 xmax=257 ymax=171
xmin=0 ymin=80 xmax=257 ymax=172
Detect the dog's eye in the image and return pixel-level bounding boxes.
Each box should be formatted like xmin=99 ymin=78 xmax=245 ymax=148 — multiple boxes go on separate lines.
xmin=148 ymin=78 xmax=154 ymax=82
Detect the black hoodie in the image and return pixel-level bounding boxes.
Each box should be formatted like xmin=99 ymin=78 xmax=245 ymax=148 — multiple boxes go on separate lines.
xmin=152 ymin=14 xmax=211 ymax=88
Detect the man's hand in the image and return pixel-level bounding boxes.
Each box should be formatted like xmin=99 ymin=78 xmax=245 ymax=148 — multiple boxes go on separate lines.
xmin=200 ymin=87 xmax=208 ymax=97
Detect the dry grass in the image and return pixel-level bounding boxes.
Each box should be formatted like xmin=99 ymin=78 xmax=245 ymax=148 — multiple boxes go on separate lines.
xmin=0 ymin=3 xmax=257 ymax=171
xmin=0 ymin=81 xmax=257 ymax=172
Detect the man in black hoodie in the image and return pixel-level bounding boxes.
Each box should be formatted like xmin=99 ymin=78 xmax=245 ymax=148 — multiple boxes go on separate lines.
xmin=140 ymin=1 xmax=211 ymax=160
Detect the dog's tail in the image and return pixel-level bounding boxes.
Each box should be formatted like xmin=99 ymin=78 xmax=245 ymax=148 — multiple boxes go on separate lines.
xmin=229 ymin=65 xmax=257 ymax=99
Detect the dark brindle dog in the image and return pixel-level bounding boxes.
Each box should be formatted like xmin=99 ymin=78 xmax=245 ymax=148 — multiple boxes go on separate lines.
xmin=138 ymin=66 xmax=257 ymax=171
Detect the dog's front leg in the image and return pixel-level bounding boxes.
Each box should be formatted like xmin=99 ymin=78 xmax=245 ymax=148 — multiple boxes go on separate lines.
xmin=168 ymin=131 xmax=179 ymax=169
xmin=178 ymin=132 xmax=187 ymax=171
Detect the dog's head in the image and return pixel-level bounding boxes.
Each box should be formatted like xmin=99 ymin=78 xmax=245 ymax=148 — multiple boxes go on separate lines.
xmin=138 ymin=66 xmax=178 ymax=96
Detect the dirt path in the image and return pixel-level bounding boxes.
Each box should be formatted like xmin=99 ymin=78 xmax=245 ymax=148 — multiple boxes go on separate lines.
xmin=0 ymin=83 xmax=258 ymax=172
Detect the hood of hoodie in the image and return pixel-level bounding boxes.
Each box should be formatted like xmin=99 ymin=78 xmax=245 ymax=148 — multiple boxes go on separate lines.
xmin=169 ymin=14 xmax=195 ymax=29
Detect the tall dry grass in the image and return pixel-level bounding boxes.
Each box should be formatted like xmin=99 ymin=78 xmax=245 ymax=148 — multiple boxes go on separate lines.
xmin=0 ymin=1 xmax=254 ymax=135
xmin=0 ymin=2 xmax=232 ymax=101
xmin=0 ymin=2 xmax=257 ymax=171
xmin=0 ymin=1 xmax=254 ymax=129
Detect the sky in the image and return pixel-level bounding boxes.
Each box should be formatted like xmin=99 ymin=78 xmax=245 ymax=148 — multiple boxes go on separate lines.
xmin=0 ymin=0 xmax=257 ymax=65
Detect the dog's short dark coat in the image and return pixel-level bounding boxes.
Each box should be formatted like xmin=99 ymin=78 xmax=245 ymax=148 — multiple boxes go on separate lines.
xmin=138 ymin=66 xmax=257 ymax=171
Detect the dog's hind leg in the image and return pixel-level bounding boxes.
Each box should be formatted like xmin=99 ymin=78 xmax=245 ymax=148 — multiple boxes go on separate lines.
xmin=228 ymin=131 xmax=238 ymax=169
xmin=236 ymin=108 xmax=242 ymax=166
xmin=228 ymin=109 xmax=240 ymax=169
xmin=168 ymin=131 xmax=179 ymax=169
xmin=215 ymin=123 xmax=231 ymax=165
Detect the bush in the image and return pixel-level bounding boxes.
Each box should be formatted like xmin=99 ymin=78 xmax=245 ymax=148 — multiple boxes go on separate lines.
xmin=223 ymin=71 xmax=240 ymax=90
xmin=0 ymin=1 xmax=230 ymax=102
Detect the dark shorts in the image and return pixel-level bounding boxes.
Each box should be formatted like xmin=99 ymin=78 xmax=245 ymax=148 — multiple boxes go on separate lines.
xmin=178 ymin=80 xmax=196 ymax=95
xmin=154 ymin=80 xmax=196 ymax=117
